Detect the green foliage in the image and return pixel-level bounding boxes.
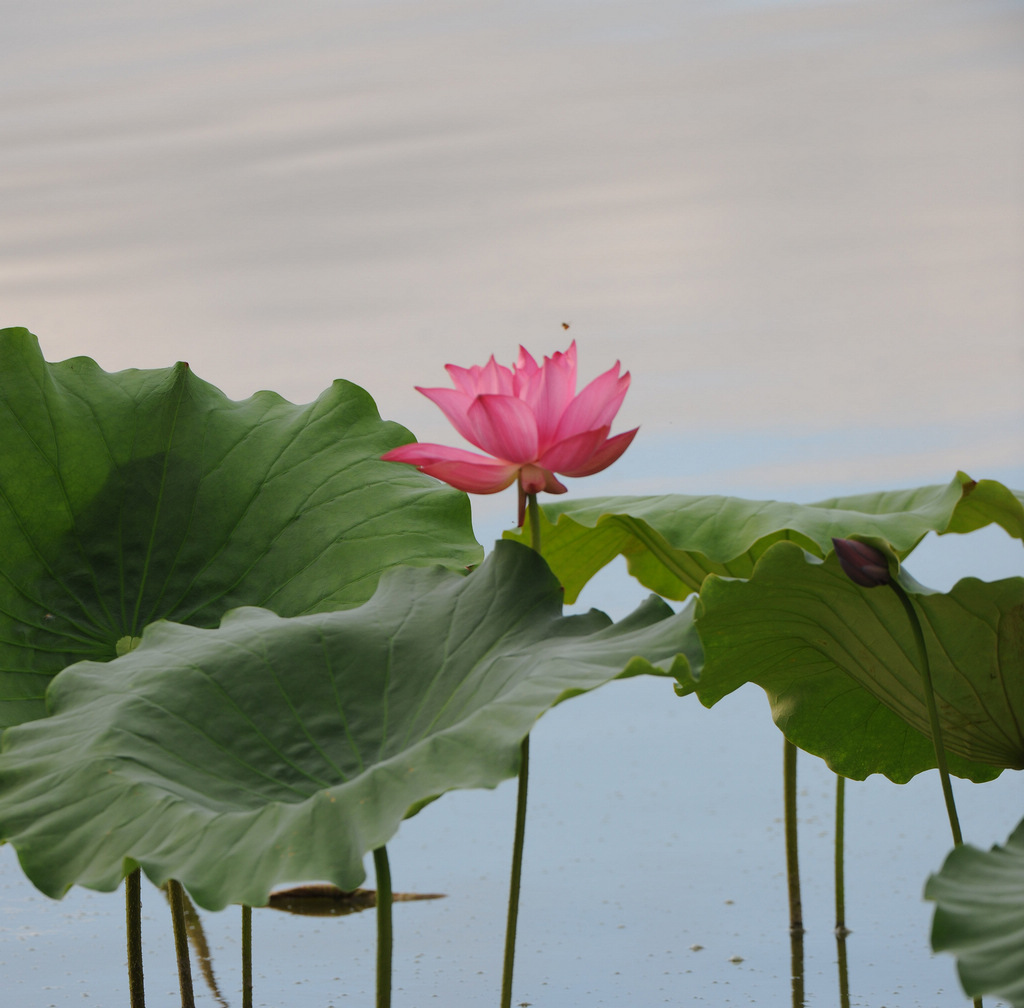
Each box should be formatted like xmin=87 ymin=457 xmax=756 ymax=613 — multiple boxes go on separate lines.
xmin=0 ymin=542 xmax=694 ymax=911
xmin=3 ymin=327 xmax=1022 ymax=1000
xmin=0 ymin=327 xmax=480 ymax=728
xmin=505 ymin=474 xmax=1024 ymax=602
xmin=926 ymin=819 xmax=1024 ymax=1006
xmin=687 ymin=541 xmax=1020 ymax=782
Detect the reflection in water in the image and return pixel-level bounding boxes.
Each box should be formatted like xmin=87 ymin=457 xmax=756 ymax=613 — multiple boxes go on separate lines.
xmin=790 ymin=928 xmax=805 ymax=1008
xmin=171 ymin=882 xmax=446 ymax=1006
xmin=165 ymin=882 xmax=229 ymax=1008
xmin=836 ymin=932 xmax=851 ymax=1008
xmin=265 ymin=883 xmax=446 ymax=917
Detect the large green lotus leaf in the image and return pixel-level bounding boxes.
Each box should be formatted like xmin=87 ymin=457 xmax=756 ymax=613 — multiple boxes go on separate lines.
xmin=925 ymin=818 xmax=1024 ymax=1006
xmin=504 ymin=474 xmax=1024 ymax=602
xmin=683 ymin=541 xmax=1021 ymax=783
xmin=0 ymin=541 xmax=694 ymax=911
xmin=0 ymin=328 xmax=480 ymax=728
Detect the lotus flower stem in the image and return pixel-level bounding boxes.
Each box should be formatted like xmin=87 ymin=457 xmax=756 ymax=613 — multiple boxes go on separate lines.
xmin=500 ymin=491 xmax=541 ymax=1008
xmin=126 ymin=868 xmax=146 ymax=1007
xmin=165 ymin=880 xmax=196 ymax=1007
xmin=501 ymin=735 xmax=530 ymax=1008
xmin=373 ymin=846 xmax=393 ymax=1008
xmin=783 ymin=739 xmax=804 ymax=936
xmin=525 ymin=491 xmax=542 ymax=553
xmin=241 ymin=905 xmax=252 ymax=1008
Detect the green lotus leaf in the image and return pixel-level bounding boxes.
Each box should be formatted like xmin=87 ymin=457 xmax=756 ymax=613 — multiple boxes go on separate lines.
xmin=0 ymin=541 xmax=695 ymax=911
xmin=685 ymin=540 xmax=1021 ymax=782
xmin=504 ymin=474 xmax=1024 ymax=602
xmin=0 ymin=327 xmax=480 ymax=729
xmin=926 ymin=818 xmax=1024 ymax=1006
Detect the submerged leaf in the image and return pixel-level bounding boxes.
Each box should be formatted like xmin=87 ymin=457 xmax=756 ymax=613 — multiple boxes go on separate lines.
xmin=505 ymin=474 xmax=1024 ymax=602
xmin=0 ymin=328 xmax=480 ymax=728
xmin=688 ymin=541 xmax=1020 ymax=782
xmin=926 ymin=819 xmax=1024 ymax=1006
xmin=0 ymin=541 xmax=695 ymax=910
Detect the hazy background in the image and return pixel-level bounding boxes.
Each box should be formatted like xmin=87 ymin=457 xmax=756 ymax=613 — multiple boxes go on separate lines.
xmin=2 ymin=2 xmax=1023 ymax=1004
xmin=3 ymin=0 xmax=1022 ymax=514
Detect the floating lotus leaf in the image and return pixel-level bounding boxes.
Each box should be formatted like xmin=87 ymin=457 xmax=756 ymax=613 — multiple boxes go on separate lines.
xmin=0 ymin=542 xmax=694 ymax=911
xmin=0 ymin=327 xmax=480 ymax=728
xmin=684 ymin=541 xmax=1021 ymax=782
xmin=505 ymin=474 xmax=1024 ymax=602
xmin=926 ymin=818 xmax=1024 ymax=1006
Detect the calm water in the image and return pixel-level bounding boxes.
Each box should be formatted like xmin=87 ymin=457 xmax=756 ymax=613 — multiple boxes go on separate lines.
xmin=2 ymin=0 xmax=1023 ymax=1004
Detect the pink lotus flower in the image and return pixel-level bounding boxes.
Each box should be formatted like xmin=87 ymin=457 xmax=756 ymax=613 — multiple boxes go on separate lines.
xmin=382 ymin=342 xmax=637 ymax=519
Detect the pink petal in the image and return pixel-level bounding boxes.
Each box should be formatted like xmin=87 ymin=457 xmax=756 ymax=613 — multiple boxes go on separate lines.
xmin=466 ymin=394 xmax=539 ymax=462
xmin=513 ymin=342 xmax=576 ymax=419
xmin=381 ymin=441 xmax=484 ymax=465
xmin=445 ymin=363 xmax=483 ymax=395
xmin=549 ymin=341 xmax=577 ymax=374
xmin=446 ymin=357 xmax=515 ymax=396
xmin=381 ymin=442 xmax=519 ymax=493
xmin=557 ymin=426 xmax=639 ymax=477
xmin=419 ymin=459 xmax=519 ymax=494
xmin=533 ymin=346 xmax=580 ymax=448
xmin=416 ymin=386 xmax=483 ymax=450
xmin=514 ymin=345 xmax=540 ymax=377
xmin=512 ymin=347 xmax=542 ymax=405
xmin=537 ymin=425 xmax=611 ymax=474
xmin=555 ymin=364 xmax=629 ymax=442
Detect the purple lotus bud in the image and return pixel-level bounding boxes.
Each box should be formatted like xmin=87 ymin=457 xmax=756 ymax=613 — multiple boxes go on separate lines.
xmin=832 ymin=538 xmax=891 ymax=588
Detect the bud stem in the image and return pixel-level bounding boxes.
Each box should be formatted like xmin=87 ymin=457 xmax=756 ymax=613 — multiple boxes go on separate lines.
xmin=889 ymin=581 xmax=964 ymax=848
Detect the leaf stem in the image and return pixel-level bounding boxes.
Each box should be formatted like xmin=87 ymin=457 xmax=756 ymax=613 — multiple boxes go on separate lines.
xmin=167 ymin=880 xmax=196 ymax=1007
xmin=374 ymin=846 xmax=393 ymax=1008
xmin=834 ymin=774 xmax=851 ymax=1008
xmin=834 ymin=774 xmax=848 ymax=937
xmin=242 ymin=905 xmax=252 ymax=1008
xmin=784 ymin=739 xmax=804 ymax=936
xmin=126 ymin=868 xmax=146 ymax=1008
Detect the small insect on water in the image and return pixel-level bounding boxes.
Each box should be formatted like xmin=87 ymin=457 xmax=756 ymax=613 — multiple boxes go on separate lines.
xmin=561 ymin=322 xmax=570 ymax=330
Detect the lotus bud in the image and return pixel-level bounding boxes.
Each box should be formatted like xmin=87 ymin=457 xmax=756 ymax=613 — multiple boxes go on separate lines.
xmin=831 ymin=537 xmax=892 ymax=588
